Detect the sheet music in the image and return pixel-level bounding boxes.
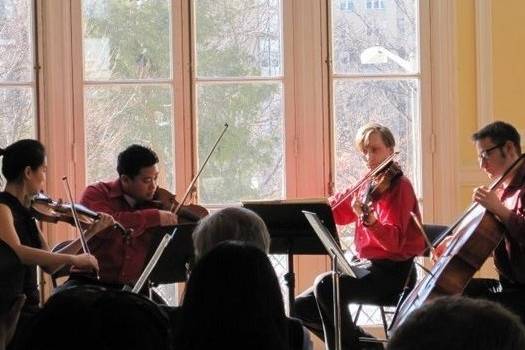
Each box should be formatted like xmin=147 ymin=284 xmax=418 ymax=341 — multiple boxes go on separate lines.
xmin=303 ymin=210 xmax=369 ymax=279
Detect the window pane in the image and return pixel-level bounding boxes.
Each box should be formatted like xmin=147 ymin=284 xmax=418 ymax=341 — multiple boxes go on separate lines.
xmin=333 ymin=79 xmax=420 ymax=195
xmin=0 ymin=0 xmax=33 ymax=82
xmin=0 ymin=86 xmax=34 ymax=142
xmin=197 ymin=83 xmax=284 ymax=204
xmin=0 ymin=87 xmax=35 ymax=186
xmin=332 ymin=0 xmax=418 ymax=75
xmin=82 ymin=0 xmax=171 ymax=81
xmin=84 ymin=85 xmax=174 ymax=189
xmin=194 ymin=0 xmax=282 ymax=78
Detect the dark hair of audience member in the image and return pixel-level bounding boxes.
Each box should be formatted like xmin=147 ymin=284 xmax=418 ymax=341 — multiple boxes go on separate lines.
xmin=177 ymin=241 xmax=289 ymax=350
xmin=387 ymin=296 xmax=525 ymax=350
xmin=18 ymin=286 xmax=172 ymax=350
xmin=192 ymin=206 xmax=270 ymax=260
xmin=0 ymin=240 xmax=25 ymax=350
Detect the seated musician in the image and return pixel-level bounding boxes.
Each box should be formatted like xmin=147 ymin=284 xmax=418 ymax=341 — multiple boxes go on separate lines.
xmin=294 ymin=123 xmax=425 ymax=350
xmin=435 ymin=121 xmax=525 ymax=322
xmin=62 ymin=144 xmax=178 ymax=289
xmin=0 ymin=139 xmax=113 ymax=348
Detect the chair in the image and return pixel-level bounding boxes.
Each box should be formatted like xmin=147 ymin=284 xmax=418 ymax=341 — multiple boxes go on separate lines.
xmin=51 ymin=240 xmax=74 ymax=288
xmin=354 ymin=224 xmax=449 ymax=338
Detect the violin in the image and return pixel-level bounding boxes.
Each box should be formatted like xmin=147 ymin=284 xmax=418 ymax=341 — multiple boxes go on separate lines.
xmin=331 ymin=152 xmax=400 ymax=210
xmin=361 ymin=161 xmax=403 ymax=203
xmin=31 ymin=192 xmax=128 ymax=236
xmin=138 ymin=187 xmax=209 ymax=224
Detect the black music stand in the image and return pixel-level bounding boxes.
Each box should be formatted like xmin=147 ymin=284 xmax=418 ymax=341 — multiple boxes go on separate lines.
xmin=145 ymin=223 xmax=196 ymax=285
xmin=242 ymin=199 xmax=340 ymax=316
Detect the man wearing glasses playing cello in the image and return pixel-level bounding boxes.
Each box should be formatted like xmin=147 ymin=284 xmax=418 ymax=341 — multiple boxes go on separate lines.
xmin=435 ymin=121 xmax=525 ymax=323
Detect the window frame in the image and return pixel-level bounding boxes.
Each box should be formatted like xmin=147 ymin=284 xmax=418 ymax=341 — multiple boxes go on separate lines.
xmin=33 ymin=0 xmax=464 ymax=300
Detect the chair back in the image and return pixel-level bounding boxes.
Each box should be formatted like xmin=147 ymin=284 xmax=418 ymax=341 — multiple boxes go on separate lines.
xmin=420 ymin=224 xmax=449 ymax=256
xmin=50 ymin=240 xmax=73 ymax=288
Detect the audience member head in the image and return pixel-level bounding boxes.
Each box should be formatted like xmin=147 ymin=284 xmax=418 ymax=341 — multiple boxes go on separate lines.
xmin=117 ymin=145 xmax=160 ymax=202
xmin=387 ymin=296 xmax=525 ymax=350
xmin=0 ymin=240 xmax=24 ymax=314
xmin=18 ymin=286 xmax=172 ymax=350
xmin=192 ymin=207 xmax=270 ymax=260
xmin=0 ymin=240 xmax=25 ymax=350
xmin=178 ymin=241 xmax=288 ymax=350
xmin=0 ymin=139 xmax=46 ymax=193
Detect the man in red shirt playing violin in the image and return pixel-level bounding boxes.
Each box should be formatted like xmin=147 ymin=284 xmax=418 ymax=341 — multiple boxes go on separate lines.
xmin=435 ymin=121 xmax=525 ymax=322
xmin=63 ymin=145 xmax=179 ymax=288
xmin=294 ymin=123 xmax=425 ymax=350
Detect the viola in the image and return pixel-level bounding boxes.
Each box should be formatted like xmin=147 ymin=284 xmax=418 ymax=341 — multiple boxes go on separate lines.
xmin=138 ymin=187 xmax=209 ymax=224
xmin=31 ymin=192 xmax=128 ymax=236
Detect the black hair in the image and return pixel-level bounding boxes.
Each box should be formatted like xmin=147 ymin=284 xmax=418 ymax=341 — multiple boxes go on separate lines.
xmin=387 ymin=296 xmax=525 ymax=350
xmin=0 ymin=139 xmax=46 ymax=182
xmin=472 ymin=121 xmax=521 ymax=155
xmin=0 ymin=240 xmax=24 ymax=314
xmin=177 ymin=241 xmax=289 ymax=350
xmin=18 ymin=286 xmax=172 ymax=350
xmin=116 ymin=144 xmax=159 ymax=179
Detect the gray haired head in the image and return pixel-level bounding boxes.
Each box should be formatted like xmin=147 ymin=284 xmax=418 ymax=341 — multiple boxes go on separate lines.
xmin=192 ymin=207 xmax=270 ymax=260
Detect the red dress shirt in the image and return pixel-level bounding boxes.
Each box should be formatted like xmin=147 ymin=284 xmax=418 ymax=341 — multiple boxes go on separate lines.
xmin=79 ymin=180 xmax=161 ymax=284
xmin=329 ymin=175 xmax=425 ymax=261
xmin=494 ymin=159 xmax=525 ymax=285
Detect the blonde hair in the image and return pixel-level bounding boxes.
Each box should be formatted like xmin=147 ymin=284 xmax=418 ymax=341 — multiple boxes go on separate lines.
xmin=355 ymin=122 xmax=395 ymax=153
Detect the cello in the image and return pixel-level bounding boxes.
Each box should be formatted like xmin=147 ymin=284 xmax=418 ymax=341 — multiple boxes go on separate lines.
xmin=389 ymin=154 xmax=525 ymax=332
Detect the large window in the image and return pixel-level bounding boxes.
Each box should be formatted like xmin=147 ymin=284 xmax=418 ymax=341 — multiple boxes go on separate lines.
xmin=193 ymin=0 xmax=284 ymax=205
xmin=81 ymin=0 xmax=174 ymax=189
xmin=0 ymin=0 xmax=36 ymax=185
xmin=331 ymin=0 xmax=421 ymax=198
xmin=331 ymin=0 xmax=422 ymax=323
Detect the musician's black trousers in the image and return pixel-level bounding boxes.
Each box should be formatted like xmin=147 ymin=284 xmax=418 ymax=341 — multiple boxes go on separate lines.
xmin=294 ymin=259 xmax=414 ymax=350
xmin=464 ymin=277 xmax=525 ymax=324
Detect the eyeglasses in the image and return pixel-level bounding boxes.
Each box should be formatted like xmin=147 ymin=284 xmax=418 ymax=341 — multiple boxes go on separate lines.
xmin=477 ymin=143 xmax=504 ymax=161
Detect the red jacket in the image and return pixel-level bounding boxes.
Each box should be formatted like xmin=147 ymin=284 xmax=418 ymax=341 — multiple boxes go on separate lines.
xmin=329 ymin=175 xmax=425 ymax=261
xmin=79 ymin=180 xmax=161 ymax=284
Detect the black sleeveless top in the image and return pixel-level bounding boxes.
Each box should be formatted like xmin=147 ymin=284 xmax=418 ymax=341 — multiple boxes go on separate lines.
xmin=0 ymin=191 xmax=42 ymax=308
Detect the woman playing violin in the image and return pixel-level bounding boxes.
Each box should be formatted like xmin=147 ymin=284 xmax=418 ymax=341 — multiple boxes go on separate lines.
xmin=63 ymin=144 xmax=182 ymax=289
xmin=294 ymin=123 xmax=425 ymax=350
xmin=0 ymin=139 xmax=114 ymax=347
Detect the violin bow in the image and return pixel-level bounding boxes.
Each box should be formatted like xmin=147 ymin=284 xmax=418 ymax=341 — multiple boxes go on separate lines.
xmin=409 ymin=211 xmax=436 ymax=257
xmin=62 ymin=177 xmax=100 ymax=279
xmin=62 ymin=177 xmax=90 ymax=255
xmin=331 ymin=151 xmax=400 ymax=210
xmin=172 ymin=123 xmax=229 ymax=214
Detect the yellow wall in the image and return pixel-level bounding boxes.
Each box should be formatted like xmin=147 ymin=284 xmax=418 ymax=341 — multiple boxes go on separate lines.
xmin=454 ymin=0 xmax=525 ymax=279
xmin=493 ymin=0 xmax=525 ymax=136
